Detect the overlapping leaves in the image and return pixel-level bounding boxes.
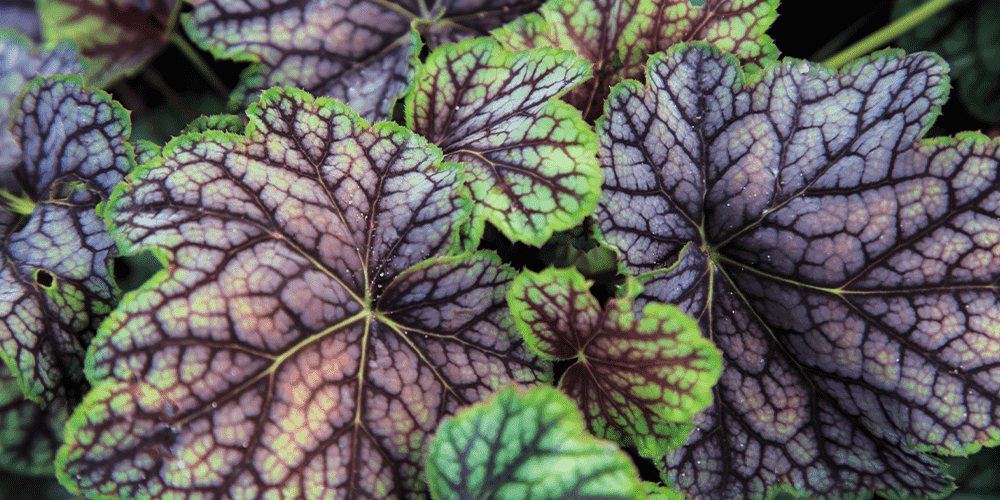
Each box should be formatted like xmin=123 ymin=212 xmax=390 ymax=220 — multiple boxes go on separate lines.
xmin=0 ymin=76 xmax=129 ymax=406
xmin=597 ymin=42 xmax=1000 ymax=499
xmin=56 ymin=88 xmax=549 ymax=499
xmin=508 ymin=268 xmax=721 ymax=457
xmin=408 ymin=38 xmax=600 ymax=246
xmin=36 ymin=0 xmax=177 ymax=86
xmin=0 ymin=32 xmax=81 ymax=179
xmin=183 ymin=0 xmax=542 ymax=122
xmin=493 ymin=0 xmax=778 ymax=120
xmin=0 ymin=361 xmax=66 ymax=475
xmin=427 ymin=385 xmax=645 ymax=500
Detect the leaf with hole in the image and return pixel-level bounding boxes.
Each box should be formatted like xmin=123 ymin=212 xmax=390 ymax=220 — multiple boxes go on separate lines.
xmin=508 ymin=267 xmax=721 ymax=457
xmin=407 ymin=38 xmax=600 ymax=246
xmin=55 ymin=87 xmax=549 ymax=499
xmin=597 ymin=42 xmax=1000 ymax=500
xmin=183 ymin=0 xmax=543 ymax=122
xmin=493 ymin=0 xmax=778 ymax=120
xmin=426 ymin=384 xmax=646 ymax=500
xmin=0 ymin=76 xmax=129 ymax=405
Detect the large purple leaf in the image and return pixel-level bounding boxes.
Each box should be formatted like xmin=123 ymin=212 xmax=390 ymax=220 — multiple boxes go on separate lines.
xmin=55 ymin=88 xmax=549 ymax=499
xmin=597 ymin=42 xmax=1000 ymax=500
xmin=183 ymin=0 xmax=542 ymax=122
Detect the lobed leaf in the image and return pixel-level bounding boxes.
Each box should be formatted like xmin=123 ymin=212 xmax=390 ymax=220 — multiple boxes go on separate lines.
xmin=56 ymin=87 xmax=549 ymax=499
xmin=0 ymin=76 xmax=129 ymax=405
xmin=596 ymin=42 xmax=1000 ymax=500
xmin=493 ymin=0 xmax=779 ymax=120
xmin=508 ymin=267 xmax=721 ymax=457
xmin=36 ymin=0 xmax=176 ymax=87
xmin=183 ymin=0 xmax=542 ymax=122
xmin=426 ymin=384 xmax=645 ymax=500
xmin=408 ymin=37 xmax=600 ymax=246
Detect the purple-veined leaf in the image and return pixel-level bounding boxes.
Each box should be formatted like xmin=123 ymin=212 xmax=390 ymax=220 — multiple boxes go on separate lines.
xmin=508 ymin=267 xmax=721 ymax=457
xmin=183 ymin=0 xmax=542 ymax=122
xmin=0 ymin=360 xmax=66 ymax=475
xmin=55 ymin=87 xmax=549 ymax=500
xmin=36 ymin=0 xmax=177 ymax=87
xmin=493 ymin=0 xmax=778 ymax=121
xmin=407 ymin=38 xmax=600 ymax=246
xmin=597 ymin=42 xmax=1000 ymax=500
xmin=0 ymin=75 xmax=129 ymax=405
xmin=0 ymin=31 xmax=81 ymax=183
xmin=427 ymin=384 xmax=646 ymax=500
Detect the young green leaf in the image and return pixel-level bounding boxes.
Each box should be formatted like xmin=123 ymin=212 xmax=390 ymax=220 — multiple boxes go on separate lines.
xmin=493 ymin=0 xmax=779 ymax=120
xmin=508 ymin=267 xmax=721 ymax=457
xmin=0 ymin=31 xmax=81 ymax=180
xmin=0 ymin=361 xmax=66 ymax=475
xmin=56 ymin=88 xmax=549 ymax=499
xmin=0 ymin=76 xmax=129 ymax=405
xmin=596 ymin=41 xmax=1000 ymax=500
xmin=35 ymin=0 xmax=176 ymax=87
xmin=427 ymin=384 xmax=645 ymax=500
xmin=408 ymin=38 xmax=600 ymax=246
xmin=183 ymin=0 xmax=541 ymax=121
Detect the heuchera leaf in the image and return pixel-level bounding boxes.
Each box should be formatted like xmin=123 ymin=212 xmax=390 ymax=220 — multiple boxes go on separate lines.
xmin=894 ymin=0 xmax=1000 ymax=123
xmin=35 ymin=0 xmax=176 ymax=87
xmin=56 ymin=87 xmax=549 ymax=499
xmin=0 ymin=360 xmax=66 ymax=475
xmin=508 ymin=267 xmax=721 ymax=457
xmin=183 ymin=0 xmax=542 ymax=122
xmin=596 ymin=41 xmax=1000 ymax=499
xmin=0 ymin=31 xmax=81 ymax=180
xmin=407 ymin=38 xmax=600 ymax=246
xmin=0 ymin=75 xmax=129 ymax=405
xmin=426 ymin=384 xmax=645 ymax=500
xmin=493 ymin=0 xmax=779 ymax=120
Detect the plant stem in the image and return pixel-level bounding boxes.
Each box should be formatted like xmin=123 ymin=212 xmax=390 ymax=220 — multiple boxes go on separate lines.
xmin=165 ymin=0 xmax=185 ymax=37
xmin=821 ymin=0 xmax=960 ymax=69
xmin=170 ymin=33 xmax=230 ymax=100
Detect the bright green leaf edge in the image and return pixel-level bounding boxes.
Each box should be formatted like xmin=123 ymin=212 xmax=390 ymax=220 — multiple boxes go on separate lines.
xmin=508 ymin=267 xmax=722 ymax=457
xmin=426 ymin=384 xmax=646 ymax=500
xmin=405 ymin=37 xmax=601 ymax=247
xmin=0 ymin=73 xmax=132 ymax=404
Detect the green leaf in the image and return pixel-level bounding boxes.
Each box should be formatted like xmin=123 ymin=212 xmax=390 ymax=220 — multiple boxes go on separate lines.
xmin=36 ymin=0 xmax=176 ymax=87
xmin=56 ymin=88 xmax=549 ymax=499
xmin=595 ymin=41 xmax=1000 ymax=500
xmin=0 ymin=31 xmax=81 ymax=180
xmin=0 ymin=361 xmax=66 ymax=475
xmin=508 ymin=267 xmax=721 ymax=457
xmin=182 ymin=0 xmax=542 ymax=122
xmin=0 ymin=75 xmax=130 ymax=405
xmin=894 ymin=0 xmax=1000 ymax=123
xmin=493 ymin=0 xmax=779 ymax=120
xmin=426 ymin=384 xmax=645 ymax=500
xmin=407 ymin=38 xmax=600 ymax=246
